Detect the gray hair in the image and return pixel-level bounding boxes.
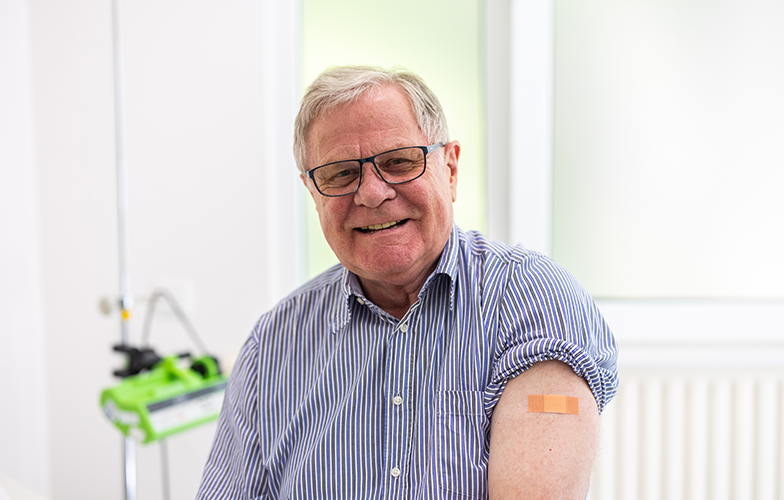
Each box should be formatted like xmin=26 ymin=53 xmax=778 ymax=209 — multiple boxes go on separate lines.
xmin=293 ymin=65 xmax=450 ymax=174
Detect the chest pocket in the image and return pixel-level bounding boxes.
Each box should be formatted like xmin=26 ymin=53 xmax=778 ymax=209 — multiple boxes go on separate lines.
xmin=435 ymin=390 xmax=489 ymax=499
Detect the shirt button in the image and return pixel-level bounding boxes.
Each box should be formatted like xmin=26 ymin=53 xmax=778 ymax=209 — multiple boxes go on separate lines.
xmin=356 ymin=297 xmax=365 ymax=305
xmin=393 ymin=395 xmax=403 ymax=406
xmin=391 ymin=466 xmax=401 ymax=478
xmin=399 ymin=322 xmax=408 ymax=333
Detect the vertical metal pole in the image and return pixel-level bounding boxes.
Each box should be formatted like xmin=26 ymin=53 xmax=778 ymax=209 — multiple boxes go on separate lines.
xmin=111 ymin=0 xmax=137 ymax=498
xmin=124 ymin=436 xmax=137 ymax=500
xmin=160 ymin=439 xmax=171 ymax=500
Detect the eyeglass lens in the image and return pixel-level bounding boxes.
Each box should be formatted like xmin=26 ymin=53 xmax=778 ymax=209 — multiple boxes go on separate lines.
xmin=313 ymin=147 xmax=426 ymax=196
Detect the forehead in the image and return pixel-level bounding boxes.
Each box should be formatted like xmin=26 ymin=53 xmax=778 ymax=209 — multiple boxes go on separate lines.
xmin=307 ymin=86 xmax=425 ymax=164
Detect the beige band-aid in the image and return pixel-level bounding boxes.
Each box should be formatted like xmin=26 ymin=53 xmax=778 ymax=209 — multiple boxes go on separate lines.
xmin=528 ymin=394 xmax=579 ymax=415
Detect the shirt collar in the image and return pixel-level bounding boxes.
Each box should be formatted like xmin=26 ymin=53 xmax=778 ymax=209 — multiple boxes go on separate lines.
xmin=418 ymin=223 xmax=459 ymax=309
xmin=332 ymin=224 xmax=461 ymax=333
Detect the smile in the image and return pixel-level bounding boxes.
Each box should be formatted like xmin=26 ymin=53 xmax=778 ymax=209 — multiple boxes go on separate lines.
xmin=358 ymin=220 xmax=406 ymax=233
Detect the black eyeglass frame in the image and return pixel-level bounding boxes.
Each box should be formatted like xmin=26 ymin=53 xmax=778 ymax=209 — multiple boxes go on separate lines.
xmin=306 ymin=143 xmax=445 ymax=197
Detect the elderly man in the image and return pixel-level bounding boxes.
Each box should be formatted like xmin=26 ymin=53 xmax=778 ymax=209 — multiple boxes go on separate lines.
xmin=197 ymin=66 xmax=618 ymax=499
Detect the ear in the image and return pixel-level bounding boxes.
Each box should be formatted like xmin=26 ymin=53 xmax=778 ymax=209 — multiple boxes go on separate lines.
xmin=443 ymin=140 xmax=460 ymax=202
xmin=300 ymin=173 xmax=318 ymax=202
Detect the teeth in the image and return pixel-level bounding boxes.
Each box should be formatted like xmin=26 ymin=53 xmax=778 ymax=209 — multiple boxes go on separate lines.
xmin=362 ymin=220 xmax=400 ymax=231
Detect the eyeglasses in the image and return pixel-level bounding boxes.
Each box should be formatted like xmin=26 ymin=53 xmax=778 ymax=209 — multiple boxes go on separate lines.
xmin=307 ymin=143 xmax=445 ymax=197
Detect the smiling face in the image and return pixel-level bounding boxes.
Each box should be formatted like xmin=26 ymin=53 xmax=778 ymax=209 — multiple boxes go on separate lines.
xmin=301 ymin=85 xmax=460 ymax=299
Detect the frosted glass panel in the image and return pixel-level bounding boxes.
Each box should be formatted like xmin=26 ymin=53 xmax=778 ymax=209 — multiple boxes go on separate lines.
xmin=301 ymin=0 xmax=484 ymax=277
xmin=552 ymin=0 xmax=784 ymax=299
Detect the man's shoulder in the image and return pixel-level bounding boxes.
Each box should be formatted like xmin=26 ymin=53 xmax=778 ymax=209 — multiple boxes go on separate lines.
xmin=455 ymin=226 xmax=545 ymax=267
xmin=251 ymin=263 xmax=347 ymax=341
xmin=274 ymin=263 xmax=346 ymax=311
xmin=453 ymin=227 xmax=581 ymax=299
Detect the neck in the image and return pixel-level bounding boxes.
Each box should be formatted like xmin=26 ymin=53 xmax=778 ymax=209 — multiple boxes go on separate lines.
xmin=359 ymin=278 xmax=424 ymax=320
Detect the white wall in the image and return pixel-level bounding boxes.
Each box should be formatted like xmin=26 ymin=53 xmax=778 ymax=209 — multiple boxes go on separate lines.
xmin=552 ymin=0 xmax=784 ymax=299
xmin=0 ymin=0 xmax=51 ymax=496
xmin=3 ymin=0 xmax=301 ymax=498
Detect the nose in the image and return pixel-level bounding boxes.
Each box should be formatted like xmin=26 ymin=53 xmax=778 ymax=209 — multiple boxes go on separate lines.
xmin=353 ymin=161 xmax=396 ymax=207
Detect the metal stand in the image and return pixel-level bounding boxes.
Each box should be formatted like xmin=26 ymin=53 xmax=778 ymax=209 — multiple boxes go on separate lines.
xmin=124 ymin=436 xmax=137 ymax=500
xmin=111 ymin=0 xmax=137 ymax=498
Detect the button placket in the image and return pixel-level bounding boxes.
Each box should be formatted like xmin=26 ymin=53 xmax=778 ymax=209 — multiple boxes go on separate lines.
xmin=384 ymin=316 xmax=413 ymax=496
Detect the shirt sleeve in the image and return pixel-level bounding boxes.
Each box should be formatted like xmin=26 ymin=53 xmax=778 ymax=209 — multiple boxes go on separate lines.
xmin=196 ymin=330 xmax=266 ymax=499
xmin=490 ymin=250 xmax=619 ymax=413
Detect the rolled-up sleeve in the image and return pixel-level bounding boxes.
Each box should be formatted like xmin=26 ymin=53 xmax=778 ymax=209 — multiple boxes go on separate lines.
xmin=489 ymin=251 xmax=618 ymax=413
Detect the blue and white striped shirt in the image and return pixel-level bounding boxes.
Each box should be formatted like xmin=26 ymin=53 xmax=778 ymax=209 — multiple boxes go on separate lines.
xmin=197 ymin=225 xmax=618 ymax=499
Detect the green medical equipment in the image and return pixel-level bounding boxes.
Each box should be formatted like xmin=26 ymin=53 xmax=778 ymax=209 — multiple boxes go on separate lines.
xmin=101 ymin=351 xmax=227 ymax=444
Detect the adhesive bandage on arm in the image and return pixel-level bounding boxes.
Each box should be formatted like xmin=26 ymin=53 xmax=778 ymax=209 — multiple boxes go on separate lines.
xmin=528 ymin=394 xmax=579 ymax=415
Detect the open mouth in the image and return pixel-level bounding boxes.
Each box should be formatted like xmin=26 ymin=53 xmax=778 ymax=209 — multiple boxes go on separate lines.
xmin=357 ymin=219 xmax=407 ymax=234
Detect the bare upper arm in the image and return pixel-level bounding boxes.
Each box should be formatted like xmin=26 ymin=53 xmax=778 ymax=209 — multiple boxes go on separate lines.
xmin=487 ymin=360 xmax=600 ymax=500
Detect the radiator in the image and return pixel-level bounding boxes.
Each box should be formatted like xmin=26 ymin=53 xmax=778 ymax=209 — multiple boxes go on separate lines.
xmin=588 ymin=370 xmax=784 ymax=500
